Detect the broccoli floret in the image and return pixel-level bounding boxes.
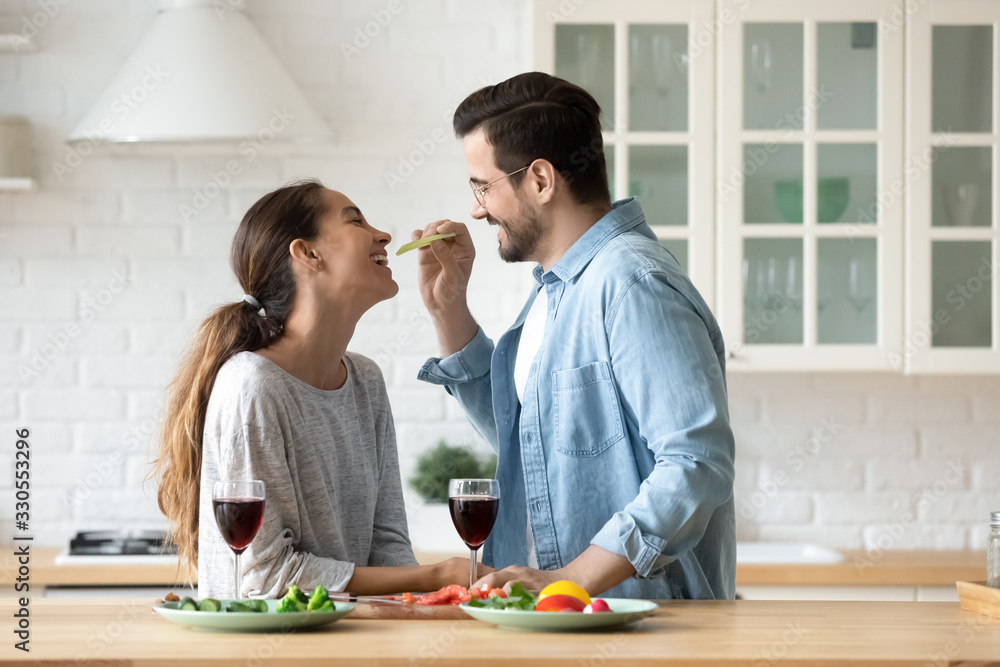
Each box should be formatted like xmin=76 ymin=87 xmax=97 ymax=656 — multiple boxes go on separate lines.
xmin=307 ymin=584 xmax=332 ymax=611
xmin=311 ymin=600 xmax=335 ymax=613
xmin=276 ymin=585 xmax=308 ymax=613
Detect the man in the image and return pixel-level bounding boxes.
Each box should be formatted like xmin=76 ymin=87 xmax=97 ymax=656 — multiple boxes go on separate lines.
xmin=412 ymin=72 xmax=735 ymax=599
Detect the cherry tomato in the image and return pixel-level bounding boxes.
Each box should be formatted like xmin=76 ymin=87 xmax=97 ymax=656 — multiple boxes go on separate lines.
xmin=489 ymin=588 xmax=507 ymax=598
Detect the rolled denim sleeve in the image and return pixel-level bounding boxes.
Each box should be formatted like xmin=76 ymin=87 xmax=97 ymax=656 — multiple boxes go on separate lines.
xmin=417 ymin=326 xmax=499 ymax=450
xmin=590 ymin=271 xmax=735 ymax=579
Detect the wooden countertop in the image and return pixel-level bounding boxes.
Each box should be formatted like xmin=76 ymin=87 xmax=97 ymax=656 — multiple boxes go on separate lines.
xmin=736 ymin=549 xmax=986 ymax=586
xmin=0 ymin=546 xmax=984 ymax=588
xmin=5 ymin=597 xmax=999 ymax=665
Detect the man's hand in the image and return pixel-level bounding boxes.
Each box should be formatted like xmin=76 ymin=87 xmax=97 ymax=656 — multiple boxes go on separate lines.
xmin=414 ymin=219 xmax=475 ymax=315
xmin=412 ymin=220 xmax=479 ymax=356
xmin=471 ymin=564 xmax=562 ymax=595
xmin=471 ymin=546 xmax=636 ymax=597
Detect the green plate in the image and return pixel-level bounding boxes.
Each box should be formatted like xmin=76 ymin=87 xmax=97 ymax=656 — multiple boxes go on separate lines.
xmin=458 ymin=598 xmax=658 ymax=631
xmin=395 ymin=232 xmax=457 ymax=256
xmin=153 ymin=599 xmax=354 ymax=632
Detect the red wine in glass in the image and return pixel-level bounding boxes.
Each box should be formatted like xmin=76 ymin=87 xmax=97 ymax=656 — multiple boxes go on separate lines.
xmin=448 ymin=479 xmax=500 ymax=590
xmin=448 ymin=496 xmax=499 ymax=549
xmin=212 ymin=497 xmax=266 ymax=554
xmin=212 ymin=480 xmax=265 ymax=600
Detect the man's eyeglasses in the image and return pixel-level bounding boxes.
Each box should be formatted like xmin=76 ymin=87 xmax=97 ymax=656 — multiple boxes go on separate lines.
xmin=470 ymin=165 xmax=530 ymax=208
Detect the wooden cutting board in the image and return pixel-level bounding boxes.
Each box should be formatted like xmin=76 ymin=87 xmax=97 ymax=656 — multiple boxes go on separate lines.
xmin=348 ymin=603 xmax=469 ymax=620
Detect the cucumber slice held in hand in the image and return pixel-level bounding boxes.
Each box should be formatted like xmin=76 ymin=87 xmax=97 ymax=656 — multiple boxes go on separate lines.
xmin=395 ymin=232 xmax=457 ymax=256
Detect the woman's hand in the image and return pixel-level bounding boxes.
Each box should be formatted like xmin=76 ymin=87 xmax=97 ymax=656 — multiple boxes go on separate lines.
xmin=431 ymin=556 xmax=495 ymax=590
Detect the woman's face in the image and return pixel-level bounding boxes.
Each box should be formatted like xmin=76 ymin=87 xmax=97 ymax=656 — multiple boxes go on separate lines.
xmin=310 ymin=189 xmax=398 ymax=306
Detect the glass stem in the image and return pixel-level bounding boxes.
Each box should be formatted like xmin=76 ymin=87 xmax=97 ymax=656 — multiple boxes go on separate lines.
xmin=469 ymin=548 xmax=477 ymax=590
xmin=235 ymin=551 xmax=242 ymax=600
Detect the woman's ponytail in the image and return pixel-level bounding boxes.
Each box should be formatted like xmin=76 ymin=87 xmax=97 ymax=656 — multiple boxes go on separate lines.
xmin=150 ymin=179 xmax=326 ymax=581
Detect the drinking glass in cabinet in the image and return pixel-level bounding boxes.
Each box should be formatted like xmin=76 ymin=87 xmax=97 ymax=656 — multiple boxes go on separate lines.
xmin=817 ymin=238 xmax=877 ymax=345
xmin=744 ymin=143 xmax=803 ymax=224
xmin=555 ymin=24 xmax=616 ymax=131
xmin=816 ymin=23 xmax=877 ymax=130
xmin=931 ymin=241 xmax=993 ymax=348
xmin=630 ymin=145 xmax=687 ymax=226
xmin=744 ymin=23 xmax=803 ymax=130
xmin=743 ymin=238 xmax=803 ymax=344
xmin=628 ymin=24 xmax=688 ymax=132
xmin=817 ymin=144 xmax=877 ymax=224
xmin=932 ymin=146 xmax=992 ymax=227
xmin=932 ymin=25 xmax=993 ymax=133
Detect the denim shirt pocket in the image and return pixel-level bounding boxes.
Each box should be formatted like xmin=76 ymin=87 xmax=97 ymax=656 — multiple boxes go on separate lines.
xmin=551 ymin=361 xmax=625 ymax=457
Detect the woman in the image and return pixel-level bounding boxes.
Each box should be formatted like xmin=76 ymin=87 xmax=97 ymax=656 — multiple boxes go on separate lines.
xmin=152 ymin=179 xmax=475 ymax=598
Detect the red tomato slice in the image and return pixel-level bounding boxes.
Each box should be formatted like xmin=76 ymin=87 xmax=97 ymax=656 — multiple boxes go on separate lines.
xmin=416 ymin=587 xmax=452 ymax=605
xmin=444 ymin=584 xmax=471 ymax=604
xmin=534 ymin=594 xmax=587 ymax=612
xmin=490 ymin=588 xmax=507 ymax=598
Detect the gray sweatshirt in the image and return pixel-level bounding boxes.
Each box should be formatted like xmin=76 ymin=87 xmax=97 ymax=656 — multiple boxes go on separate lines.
xmin=197 ymin=350 xmax=418 ymax=599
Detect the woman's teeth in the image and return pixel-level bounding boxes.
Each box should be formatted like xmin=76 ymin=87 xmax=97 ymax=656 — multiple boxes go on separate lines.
xmin=370 ymin=254 xmax=389 ymax=267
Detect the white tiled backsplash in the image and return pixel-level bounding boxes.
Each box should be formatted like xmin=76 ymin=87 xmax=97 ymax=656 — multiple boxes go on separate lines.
xmin=0 ymin=0 xmax=997 ymax=551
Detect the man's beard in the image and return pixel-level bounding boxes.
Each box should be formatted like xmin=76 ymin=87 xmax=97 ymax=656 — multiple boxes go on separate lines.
xmin=489 ymin=201 xmax=542 ymax=264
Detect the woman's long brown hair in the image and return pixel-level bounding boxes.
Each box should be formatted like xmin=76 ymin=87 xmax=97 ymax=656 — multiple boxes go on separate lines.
xmin=150 ymin=179 xmax=327 ymax=581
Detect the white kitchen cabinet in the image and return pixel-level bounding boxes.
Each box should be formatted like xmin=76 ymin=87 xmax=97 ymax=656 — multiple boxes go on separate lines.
xmin=532 ymin=0 xmax=717 ymax=307
xmin=532 ymin=0 xmax=998 ymax=373
xmin=717 ymin=0 xmax=905 ymax=370
xmin=904 ymin=0 xmax=1000 ymax=373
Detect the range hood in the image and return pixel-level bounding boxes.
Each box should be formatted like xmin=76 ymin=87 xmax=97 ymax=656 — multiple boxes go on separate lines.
xmin=68 ymin=0 xmax=331 ymax=143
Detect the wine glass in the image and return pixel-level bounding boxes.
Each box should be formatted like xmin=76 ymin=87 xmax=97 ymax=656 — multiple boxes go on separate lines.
xmin=212 ymin=480 xmax=266 ymax=600
xmin=448 ymin=478 xmax=500 ymax=590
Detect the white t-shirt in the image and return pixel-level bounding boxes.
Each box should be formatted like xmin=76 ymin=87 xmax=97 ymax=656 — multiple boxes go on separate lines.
xmin=513 ymin=287 xmax=548 ymax=569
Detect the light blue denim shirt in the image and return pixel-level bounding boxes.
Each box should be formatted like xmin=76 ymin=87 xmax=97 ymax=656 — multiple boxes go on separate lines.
xmin=418 ymin=198 xmax=735 ymax=599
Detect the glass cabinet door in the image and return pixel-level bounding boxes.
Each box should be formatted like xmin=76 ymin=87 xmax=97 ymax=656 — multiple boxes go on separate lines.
xmin=718 ymin=0 xmax=904 ymax=370
xmin=534 ymin=0 xmax=716 ymax=305
xmin=906 ymin=1 xmax=1000 ymax=372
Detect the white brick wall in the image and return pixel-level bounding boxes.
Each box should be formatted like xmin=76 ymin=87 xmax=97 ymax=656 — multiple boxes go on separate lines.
xmin=0 ymin=0 xmax=998 ymax=553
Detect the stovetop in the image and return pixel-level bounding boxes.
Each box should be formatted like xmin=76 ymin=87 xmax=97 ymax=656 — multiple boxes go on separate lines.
xmin=68 ymin=529 xmax=177 ymax=556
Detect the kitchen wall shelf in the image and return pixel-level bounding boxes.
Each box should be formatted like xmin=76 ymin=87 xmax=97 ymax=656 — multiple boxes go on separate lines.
xmin=0 ymin=177 xmax=36 ymax=190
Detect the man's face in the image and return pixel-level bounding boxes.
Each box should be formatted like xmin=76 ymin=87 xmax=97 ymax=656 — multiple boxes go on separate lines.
xmin=463 ymin=129 xmax=543 ymax=264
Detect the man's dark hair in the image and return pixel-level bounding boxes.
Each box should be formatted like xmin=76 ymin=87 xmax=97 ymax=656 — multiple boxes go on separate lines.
xmin=453 ymin=72 xmax=611 ymax=208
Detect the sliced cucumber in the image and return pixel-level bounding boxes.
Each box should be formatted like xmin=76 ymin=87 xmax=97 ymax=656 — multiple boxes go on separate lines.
xmin=179 ymin=597 xmax=198 ymax=611
xmin=199 ymin=598 xmax=222 ymax=612
xmin=247 ymin=599 xmax=268 ymax=613
xmin=395 ymin=232 xmax=457 ymax=256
